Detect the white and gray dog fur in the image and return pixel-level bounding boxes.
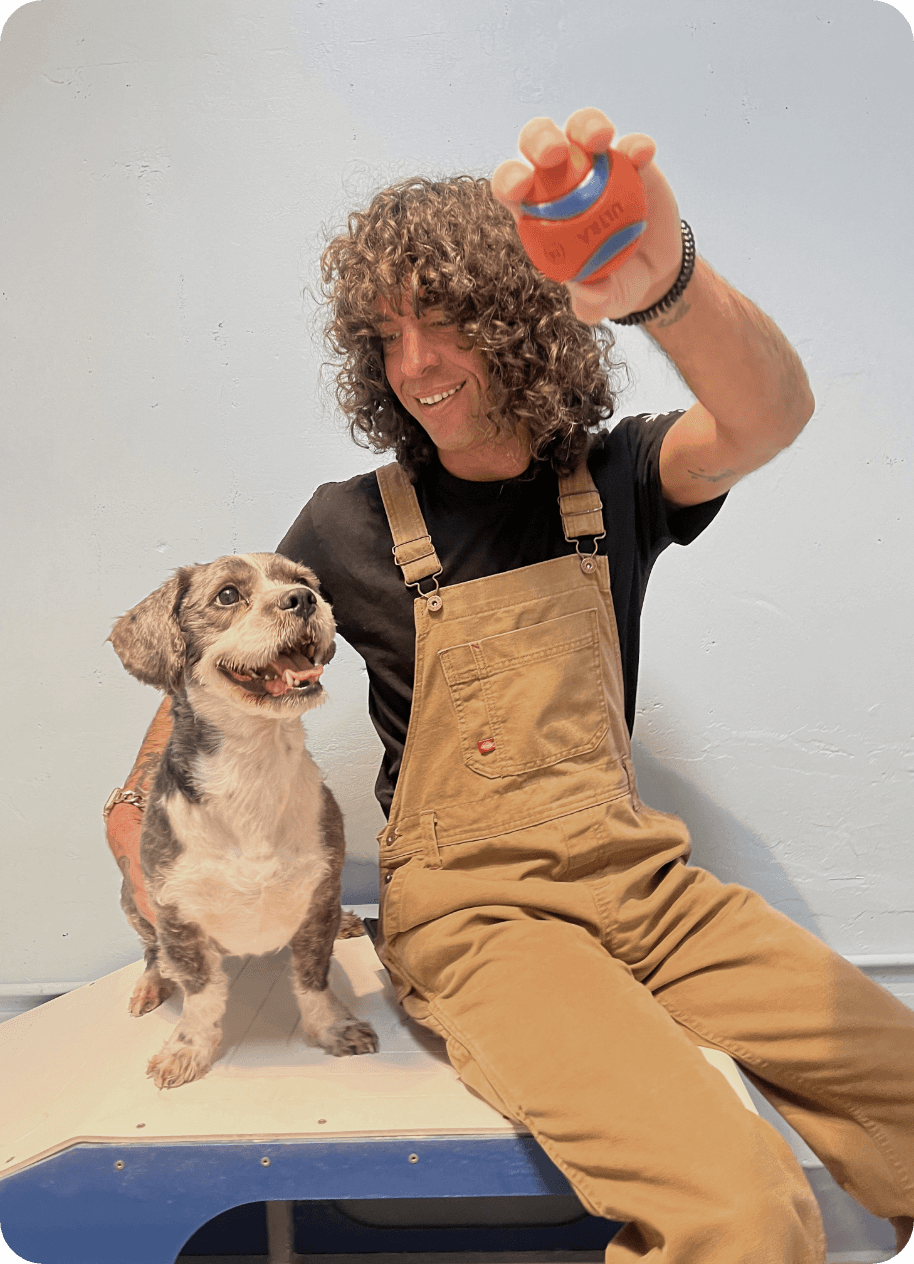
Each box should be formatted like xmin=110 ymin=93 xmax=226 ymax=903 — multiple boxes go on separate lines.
xmin=109 ymin=552 xmax=378 ymax=1089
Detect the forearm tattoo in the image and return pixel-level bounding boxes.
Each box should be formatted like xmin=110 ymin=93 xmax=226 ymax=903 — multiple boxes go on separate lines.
xmin=652 ymin=298 xmax=692 ymax=329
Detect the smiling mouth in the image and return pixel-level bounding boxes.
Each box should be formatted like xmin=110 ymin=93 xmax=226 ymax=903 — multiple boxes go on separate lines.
xmin=217 ymin=641 xmax=323 ymax=699
xmin=417 ymin=382 xmax=464 ymax=407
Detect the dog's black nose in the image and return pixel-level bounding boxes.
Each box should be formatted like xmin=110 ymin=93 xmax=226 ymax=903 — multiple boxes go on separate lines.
xmin=279 ymin=587 xmax=317 ymax=617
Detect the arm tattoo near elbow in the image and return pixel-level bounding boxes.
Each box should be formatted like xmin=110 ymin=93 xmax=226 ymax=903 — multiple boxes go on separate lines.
xmin=687 ymin=467 xmax=736 ymax=483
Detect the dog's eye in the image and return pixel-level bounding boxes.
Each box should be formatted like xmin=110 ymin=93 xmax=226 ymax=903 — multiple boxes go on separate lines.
xmin=215 ymin=586 xmax=241 ymax=606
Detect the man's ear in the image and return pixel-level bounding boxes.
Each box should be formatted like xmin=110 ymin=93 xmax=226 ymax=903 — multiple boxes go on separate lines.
xmin=108 ymin=567 xmax=197 ymax=692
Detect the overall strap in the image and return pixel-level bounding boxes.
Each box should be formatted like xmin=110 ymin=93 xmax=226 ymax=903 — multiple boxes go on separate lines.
xmin=376 ymin=462 xmax=443 ymax=588
xmin=557 ymin=462 xmax=605 ymax=541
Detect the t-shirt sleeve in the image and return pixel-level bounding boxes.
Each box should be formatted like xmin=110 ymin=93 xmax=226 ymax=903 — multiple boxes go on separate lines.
xmin=624 ymin=410 xmax=727 ymax=553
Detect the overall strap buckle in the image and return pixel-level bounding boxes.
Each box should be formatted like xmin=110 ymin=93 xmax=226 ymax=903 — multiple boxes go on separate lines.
xmin=557 ymin=464 xmax=606 ymax=573
xmin=377 ymin=463 xmax=445 ymax=611
xmin=574 ymin=533 xmax=606 ymax=575
xmin=404 ymin=566 xmax=444 ymax=613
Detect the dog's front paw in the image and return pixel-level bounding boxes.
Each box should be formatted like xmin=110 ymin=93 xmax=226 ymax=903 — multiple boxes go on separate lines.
xmin=129 ymin=971 xmax=176 ymax=1017
xmin=324 ymin=1019 xmax=379 ymax=1057
xmin=147 ymin=1042 xmax=214 ymax=1089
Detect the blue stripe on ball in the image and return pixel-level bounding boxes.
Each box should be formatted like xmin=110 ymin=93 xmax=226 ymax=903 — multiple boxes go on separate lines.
xmin=570 ymin=220 xmax=647 ymax=283
xmin=520 ymin=152 xmax=609 ymax=221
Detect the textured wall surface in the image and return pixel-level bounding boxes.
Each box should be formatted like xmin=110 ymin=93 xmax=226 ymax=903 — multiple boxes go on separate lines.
xmin=1 ymin=1 xmax=911 ymax=1004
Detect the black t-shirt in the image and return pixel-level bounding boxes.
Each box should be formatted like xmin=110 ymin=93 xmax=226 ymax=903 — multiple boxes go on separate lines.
xmin=278 ymin=411 xmax=725 ymax=816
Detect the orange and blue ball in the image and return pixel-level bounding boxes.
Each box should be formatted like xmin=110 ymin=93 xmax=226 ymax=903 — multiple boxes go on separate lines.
xmin=517 ymin=143 xmax=648 ymax=285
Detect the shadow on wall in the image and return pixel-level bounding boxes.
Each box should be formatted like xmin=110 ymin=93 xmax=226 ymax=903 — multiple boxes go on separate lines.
xmin=631 ymin=741 xmax=821 ymax=940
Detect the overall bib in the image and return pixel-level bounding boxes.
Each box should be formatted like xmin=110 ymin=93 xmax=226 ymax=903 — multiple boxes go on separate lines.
xmin=373 ymin=461 xmax=914 ymax=1264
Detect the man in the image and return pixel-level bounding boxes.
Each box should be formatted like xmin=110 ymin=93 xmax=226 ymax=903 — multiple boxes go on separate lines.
xmin=112 ymin=111 xmax=914 ymax=1262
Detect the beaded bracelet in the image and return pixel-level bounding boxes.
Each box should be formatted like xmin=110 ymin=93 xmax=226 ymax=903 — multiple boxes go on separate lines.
xmin=611 ymin=220 xmax=696 ymax=326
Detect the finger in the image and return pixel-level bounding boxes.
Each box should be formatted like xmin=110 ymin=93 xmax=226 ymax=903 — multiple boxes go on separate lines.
xmin=491 ymin=158 xmax=535 ymax=217
xmin=564 ymin=107 xmax=616 ymax=155
xmin=517 ymin=116 xmax=568 ymax=168
xmin=612 ymin=132 xmax=657 ymax=169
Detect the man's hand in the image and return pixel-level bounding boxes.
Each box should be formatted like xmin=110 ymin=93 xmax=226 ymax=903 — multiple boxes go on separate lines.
xmin=492 ymin=108 xmax=682 ymax=325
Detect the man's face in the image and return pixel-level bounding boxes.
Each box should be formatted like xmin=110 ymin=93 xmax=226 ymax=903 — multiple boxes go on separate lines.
xmin=375 ymin=299 xmax=493 ymax=461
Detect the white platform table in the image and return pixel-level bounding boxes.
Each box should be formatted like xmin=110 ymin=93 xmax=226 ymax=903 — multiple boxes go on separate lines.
xmin=1 ymin=910 xmax=601 ymax=1264
xmin=0 ymin=907 xmax=753 ymax=1264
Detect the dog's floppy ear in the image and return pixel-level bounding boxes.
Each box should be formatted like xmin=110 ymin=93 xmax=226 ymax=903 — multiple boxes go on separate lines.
xmin=109 ymin=568 xmax=195 ymax=692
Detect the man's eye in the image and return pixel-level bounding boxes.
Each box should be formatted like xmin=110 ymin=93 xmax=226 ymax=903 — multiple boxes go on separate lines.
xmin=215 ymin=586 xmax=240 ymax=606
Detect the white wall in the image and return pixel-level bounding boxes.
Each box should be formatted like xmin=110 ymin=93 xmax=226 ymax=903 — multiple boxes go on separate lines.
xmin=1 ymin=0 xmax=911 ymax=1009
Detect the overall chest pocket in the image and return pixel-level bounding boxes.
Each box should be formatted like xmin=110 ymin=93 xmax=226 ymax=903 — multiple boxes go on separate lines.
xmin=437 ymin=608 xmax=608 ymax=779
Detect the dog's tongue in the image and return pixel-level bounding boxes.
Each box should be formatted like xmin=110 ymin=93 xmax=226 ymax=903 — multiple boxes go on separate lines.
xmin=263 ymin=649 xmax=323 ymax=696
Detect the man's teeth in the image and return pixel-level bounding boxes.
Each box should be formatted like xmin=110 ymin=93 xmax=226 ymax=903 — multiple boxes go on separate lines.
xmin=418 ymin=384 xmax=462 ymax=405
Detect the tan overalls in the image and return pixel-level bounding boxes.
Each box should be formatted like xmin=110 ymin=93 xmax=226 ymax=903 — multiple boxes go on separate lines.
xmin=373 ymin=461 xmax=914 ymax=1264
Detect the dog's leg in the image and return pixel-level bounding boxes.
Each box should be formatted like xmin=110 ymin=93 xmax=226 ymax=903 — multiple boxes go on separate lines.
xmin=120 ymin=878 xmax=176 ymax=1016
xmin=290 ymin=885 xmax=378 ymax=1056
xmin=290 ymin=790 xmax=377 ymax=1057
xmin=146 ymin=914 xmax=228 ymax=1089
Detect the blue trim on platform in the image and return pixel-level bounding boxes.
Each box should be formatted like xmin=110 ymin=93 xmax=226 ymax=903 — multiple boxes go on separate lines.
xmin=0 ymin=1134 xmax=581 ymax=1264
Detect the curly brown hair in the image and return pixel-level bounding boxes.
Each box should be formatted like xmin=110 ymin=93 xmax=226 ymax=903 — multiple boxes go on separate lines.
xmin=319 ymin=174 xmax=623 ymax=477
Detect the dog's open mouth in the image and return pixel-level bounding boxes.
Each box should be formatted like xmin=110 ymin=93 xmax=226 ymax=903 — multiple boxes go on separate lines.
xmin=217 ymin=642 xmax=324 ymax=699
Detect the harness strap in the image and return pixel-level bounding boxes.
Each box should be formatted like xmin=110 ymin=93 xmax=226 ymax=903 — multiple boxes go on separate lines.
xmin=376 ymin=462 xmax=443 ymax=586
xmin=557 ymin=463 xmax=605 ymax=541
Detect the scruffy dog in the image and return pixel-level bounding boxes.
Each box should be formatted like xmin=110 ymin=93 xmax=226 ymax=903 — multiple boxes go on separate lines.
xmin=109 ymin=553 xmax=378 ymax=1089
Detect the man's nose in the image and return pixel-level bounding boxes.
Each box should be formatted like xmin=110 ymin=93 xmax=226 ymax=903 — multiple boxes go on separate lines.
xmin=401 ymin=325 xmax=439 ymax=377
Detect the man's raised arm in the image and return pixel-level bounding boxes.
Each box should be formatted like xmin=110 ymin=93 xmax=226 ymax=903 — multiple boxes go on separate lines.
xmin=492 ymin=108 xmax=814 ymax=507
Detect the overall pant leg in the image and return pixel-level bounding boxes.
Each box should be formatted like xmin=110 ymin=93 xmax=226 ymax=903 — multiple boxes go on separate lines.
xmin=388 ymin=903 xmax=827 ymax=1264
xmin=608 ymin=864 xmax=914 ymax=1250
